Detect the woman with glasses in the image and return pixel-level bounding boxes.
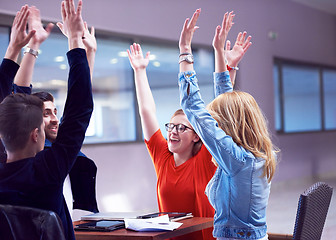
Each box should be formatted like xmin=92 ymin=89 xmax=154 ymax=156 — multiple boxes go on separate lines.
xmin=178 ymin=9 xmax=277 ymax=240
xmin=127 ymin=12 xmax=250 ymax=239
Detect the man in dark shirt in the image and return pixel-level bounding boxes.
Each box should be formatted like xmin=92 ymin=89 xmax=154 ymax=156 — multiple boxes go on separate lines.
xmin=10 ymin=4 xmax=99 ymax=213
xmin=0 ymin=1 xmax=93 ymax=239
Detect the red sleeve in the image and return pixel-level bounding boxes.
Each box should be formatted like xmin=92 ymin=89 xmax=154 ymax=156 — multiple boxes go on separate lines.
xmin=197 ymin=144 xmax=217 ymax=176
xmin=144 ymin=129 xmax=172 ymax=176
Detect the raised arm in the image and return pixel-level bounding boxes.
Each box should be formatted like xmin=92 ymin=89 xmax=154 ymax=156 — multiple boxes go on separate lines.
xmin=178 ymin=8 xmax=200 ymax=73
xmin=212 ymin=11 xmax=234 ymax=74
xmin=224 ymin=31 xmax=252 ymax=86
xmin=14 ymin=6 xmax=54 ymax=87
xmin=127 ymin=43 xmax=159 ymax=140
xmin=4 ymin=5 xmax=36 ymax=62
xmin=47 ymin=0 xmax=92 ymax=181
xmin=178 ymin=10 xmax=245 ymax=174
xmin=82 ymin=22 xmax=96 ymax=78
xmin=1 ymin=5 xmax=35 ymax=101
xmin=212 ymin=12 xmax=252 ymax=95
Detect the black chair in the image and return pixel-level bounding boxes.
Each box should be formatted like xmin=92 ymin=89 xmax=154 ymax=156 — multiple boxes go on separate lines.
xmin=0 ymin=204 xmax=66 ymax=240
xmin=268 ymin=182 xmax=333 ymax=240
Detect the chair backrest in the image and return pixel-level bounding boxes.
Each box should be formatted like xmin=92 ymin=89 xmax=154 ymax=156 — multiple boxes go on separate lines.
xmin=293 ymin=182 xmax=333 ymax=240
xmin=0 ymin=204 xmax=66 ymax=240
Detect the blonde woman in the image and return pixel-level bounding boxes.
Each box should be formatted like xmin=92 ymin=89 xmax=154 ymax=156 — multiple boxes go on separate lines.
xmin=178 ymin=9 xmax=277 ymax=240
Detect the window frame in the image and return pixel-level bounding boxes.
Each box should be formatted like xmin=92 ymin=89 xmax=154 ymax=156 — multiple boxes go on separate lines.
xmin=274 ymin=57 xmax=336 ymax=134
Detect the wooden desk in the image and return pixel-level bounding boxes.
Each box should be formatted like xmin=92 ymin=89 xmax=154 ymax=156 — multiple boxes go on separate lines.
xmin=74 ymin=217 xmax=213 ymax=240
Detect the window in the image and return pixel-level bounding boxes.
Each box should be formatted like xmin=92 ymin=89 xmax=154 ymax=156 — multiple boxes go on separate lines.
xmin=274 ymin=59 xmax=336 ymax=133
xmin=19 ymin=29 xmax=215 ymax=143
xmin=0 ymin=26 xmax=9 ymax=58
xmin=323 ymin=70 xmax=336 ymax=130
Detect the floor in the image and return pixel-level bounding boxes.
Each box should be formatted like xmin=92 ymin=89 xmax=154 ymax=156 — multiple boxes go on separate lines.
xmin=266 ymin=175 xmax=336 ymax=239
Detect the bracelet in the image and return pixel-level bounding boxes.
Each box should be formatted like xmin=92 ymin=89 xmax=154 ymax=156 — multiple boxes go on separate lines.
xmin=227 ymin=65 xmax=239 ymax=71
xmin=179 ymin=52 xmax=191 ymax=57
xmin=24 ymin=47 xmax=39 ymax=58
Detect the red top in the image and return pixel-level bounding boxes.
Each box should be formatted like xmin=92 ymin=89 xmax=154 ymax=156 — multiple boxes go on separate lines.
xmin=145 ymin=129 xmax=216 ymax=240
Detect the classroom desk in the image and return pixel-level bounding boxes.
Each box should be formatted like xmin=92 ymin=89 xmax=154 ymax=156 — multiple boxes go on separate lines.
xmin=74 ymin=217 xmax=213 ymax=240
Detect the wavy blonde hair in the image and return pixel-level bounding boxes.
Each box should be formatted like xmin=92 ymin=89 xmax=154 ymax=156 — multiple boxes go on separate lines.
xmin=171 ymin=109 xmax=203 ymax=156
xmin=207 ymin=91 xmax=278 ymax=182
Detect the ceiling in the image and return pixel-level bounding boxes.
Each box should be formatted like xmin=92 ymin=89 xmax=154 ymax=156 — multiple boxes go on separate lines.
xmin=291 ymin=0 xmax=336 ymax=16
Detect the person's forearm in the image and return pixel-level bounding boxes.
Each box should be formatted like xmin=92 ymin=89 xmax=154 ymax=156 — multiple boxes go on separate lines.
xmin=14 ymin=51 xmax=37 ymax=87
xmin=86 ymin=49 xmax=96 ymax=79
xmin=134 ymin=69 xmax=156 ymax=113
xmin=68 ymin=36 xmax=85 ymax=51
xmin=0 ymin=59 xmax=20 ymax=101
xmin=134 ymin=68 xmax=159 ymax=139
xmin=214 ymin=49 xmax=227 ymax=73
xmin=63 ymin=48 xmax=92 ymax=133
xmin=4 ymin=45 xmax=21 ymax=63
xmin=179 ymin=48 xmax=194 ymax=73
xmin=215 ymin=49 xmax=235 ymax=86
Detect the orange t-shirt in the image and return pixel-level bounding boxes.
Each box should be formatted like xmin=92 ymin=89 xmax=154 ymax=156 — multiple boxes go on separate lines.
xmin=145 ymin=129 xmax=216 ymax=240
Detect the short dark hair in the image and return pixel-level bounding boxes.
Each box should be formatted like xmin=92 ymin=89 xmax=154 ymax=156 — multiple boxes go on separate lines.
xmin=32 ymin=91 xmax=54 ymax=102
xmin=0 ymin=93 xmax=44 ymax=152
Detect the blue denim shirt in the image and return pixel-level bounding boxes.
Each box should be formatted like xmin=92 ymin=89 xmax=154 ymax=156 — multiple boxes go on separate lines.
xmin=178 ymin=71 xmax=270 ymax=239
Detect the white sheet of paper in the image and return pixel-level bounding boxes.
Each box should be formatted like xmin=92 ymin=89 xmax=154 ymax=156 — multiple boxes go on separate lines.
xmin=124 ymin=214 xmax=183 ymax=232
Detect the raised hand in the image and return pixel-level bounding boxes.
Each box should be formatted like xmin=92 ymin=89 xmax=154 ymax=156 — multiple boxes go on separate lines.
xmin=179 ymin=8 xmax=201 ymax=54
xmin=212 ymin=11 xmax=235 ymax=52
xmin=5 ymin=5 xmax=36 ymax=61
xmin=27 ymin=6 xmax=53 ymax=50
xmin=82 ymin=22 xmax=97 ymax=53
xmin=225 ymin=31 xmax=252 ymax=67
xmin=57 ymin=0 xmax=85 ymax=50
xmin=127 ymin=43 xmax=150 ymax=71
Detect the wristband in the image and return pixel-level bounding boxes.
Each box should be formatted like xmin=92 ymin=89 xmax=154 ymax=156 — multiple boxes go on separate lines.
xmin=227 ymin=65 xmax=239 ymax=71
xmin=179 ymin=52 xmax=192 ymax=57
xmin=24 ymin=47 xmax=39 ymax=58
xmin=179 ymin=53 xmax=194 ymax=64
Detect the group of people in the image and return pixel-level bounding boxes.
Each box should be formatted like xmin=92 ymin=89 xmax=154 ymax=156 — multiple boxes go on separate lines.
xmin=0 ymin=1 xmax=278 ymax=240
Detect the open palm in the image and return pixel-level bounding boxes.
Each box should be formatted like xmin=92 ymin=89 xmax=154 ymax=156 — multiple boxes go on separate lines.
xmin=127 ymin=43 xmax=150 ymax=70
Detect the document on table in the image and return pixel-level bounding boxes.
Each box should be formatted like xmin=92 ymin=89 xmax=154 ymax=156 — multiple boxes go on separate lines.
xmin=124 ymin=214 xmax=183 ymax=232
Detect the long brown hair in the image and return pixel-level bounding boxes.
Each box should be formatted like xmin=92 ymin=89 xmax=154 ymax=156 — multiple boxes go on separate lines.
xmin=207 ymin=91 xmax=278 ymax=182
xmin=171 ymin=109 xmax=203 ymax=156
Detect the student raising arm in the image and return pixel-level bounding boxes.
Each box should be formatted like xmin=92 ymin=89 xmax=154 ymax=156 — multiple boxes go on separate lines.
xmin=178 ymin=9 xmax=277 ymax=240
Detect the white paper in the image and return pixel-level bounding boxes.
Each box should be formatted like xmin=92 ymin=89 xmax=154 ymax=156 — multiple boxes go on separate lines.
xmin=124 ymin=214 xmax=183 ymax=232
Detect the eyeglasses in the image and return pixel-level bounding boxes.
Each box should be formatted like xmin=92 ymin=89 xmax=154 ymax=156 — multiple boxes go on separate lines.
xmin=165 ymin=123 xmax=193 ymax=133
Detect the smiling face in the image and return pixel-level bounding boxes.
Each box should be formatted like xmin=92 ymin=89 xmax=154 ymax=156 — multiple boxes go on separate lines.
xmin=42 ymin=101 xmax=59 ymax=142
xmin=167 ymin=114 xmax=199 ymax=156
